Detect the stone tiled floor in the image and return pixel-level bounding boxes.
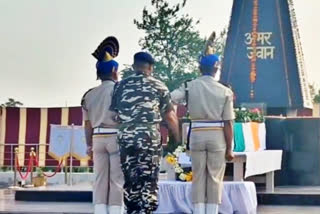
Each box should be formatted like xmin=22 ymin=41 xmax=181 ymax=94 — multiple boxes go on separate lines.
xmin=1 ymin=189 xmax=320 ymax=213
xmin=258 ymin=205 xmax=320 ymax=214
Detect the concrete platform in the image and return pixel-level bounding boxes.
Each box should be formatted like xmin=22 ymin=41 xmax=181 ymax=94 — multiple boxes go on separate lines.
xmin=14 ymin=183 xmax=320 ymax=206
xmin=258 ymin=186 xmax=320 ymax=205
xmin=1 ymin=188 xmax=320 ymax=214
xmin=15 ymin=183 xmax=93 ymax=202
xmin=2 ymin=185 xmax=320 ymax=213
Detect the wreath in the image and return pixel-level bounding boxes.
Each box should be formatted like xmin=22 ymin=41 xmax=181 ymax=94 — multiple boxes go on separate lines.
xmin=166 ymin=144 xmax=192 ymax=182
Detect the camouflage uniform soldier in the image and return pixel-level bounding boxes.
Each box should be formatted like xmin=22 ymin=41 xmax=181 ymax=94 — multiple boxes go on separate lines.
xmin=171 ymin=54 xmax=235 ymax=214
xmin=82 ymin=37 xmax=124 ymax=214
xmin=110 ymin=52 xmax=179 ymax=214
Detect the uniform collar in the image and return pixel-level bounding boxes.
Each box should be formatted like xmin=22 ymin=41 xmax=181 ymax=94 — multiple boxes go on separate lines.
xmin=200 ymin=75 xmax=216 ymax=80
xmin=101 ymin=79 xmax=116 ymax=84
xmin=135 ymin=70 xmax=145 ymax=75
xmin=135 ymin=70 xmax=150 ymax=77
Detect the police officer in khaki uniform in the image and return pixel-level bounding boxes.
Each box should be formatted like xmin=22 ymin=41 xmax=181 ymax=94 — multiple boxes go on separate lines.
xmin=171 ymin=54 xmax=235 ymax=214
xmin=82 ymin=37 xmax=124 ymax=214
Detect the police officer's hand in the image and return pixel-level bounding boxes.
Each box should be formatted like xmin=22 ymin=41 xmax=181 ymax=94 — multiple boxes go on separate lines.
xmin=225 ymin=149 xmax=234 ymax=162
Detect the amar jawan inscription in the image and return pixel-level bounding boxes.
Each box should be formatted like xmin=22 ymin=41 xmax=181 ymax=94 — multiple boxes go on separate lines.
xmin=245 ymin=32 xmax=275 ymax=60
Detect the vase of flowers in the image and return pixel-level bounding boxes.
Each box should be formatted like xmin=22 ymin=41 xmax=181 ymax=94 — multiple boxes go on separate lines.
xmin=32 ymin=167 xmax=47 ymax=187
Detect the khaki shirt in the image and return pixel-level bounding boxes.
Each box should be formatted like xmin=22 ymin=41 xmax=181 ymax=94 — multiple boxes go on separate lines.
xmin=81 ymin=80 xmax=118 ymax=128
xmin=171 ymin=76 xmax=235 ymax=121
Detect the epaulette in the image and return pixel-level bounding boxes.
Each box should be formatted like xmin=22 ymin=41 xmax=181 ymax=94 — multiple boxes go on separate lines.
xmin=81 ymin=88 xmax=94 ymax=108
xmin=219 ymin=81 xmax=232 ymax=89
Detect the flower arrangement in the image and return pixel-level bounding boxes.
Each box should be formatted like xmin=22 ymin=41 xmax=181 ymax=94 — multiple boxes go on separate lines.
xmin=165 ymin=144 xmax=192 ymax=182
xmin=33 ymin=167 xmax=47 ymax=187
xmin=235 ymin=108 xmax=264 ymax=123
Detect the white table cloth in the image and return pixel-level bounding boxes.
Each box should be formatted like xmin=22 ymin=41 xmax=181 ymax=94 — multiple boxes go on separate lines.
xmin=172 ymin=150 xmax=282 ymax=179
xmin=234 ymin=150 xmax=282 ymax=178
xmin=155 ymin=181 xmax=257 ymax=214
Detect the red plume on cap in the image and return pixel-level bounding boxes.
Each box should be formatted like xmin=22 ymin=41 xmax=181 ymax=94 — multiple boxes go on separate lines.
xmin=92 ymin=36 xmax=120 ymax=61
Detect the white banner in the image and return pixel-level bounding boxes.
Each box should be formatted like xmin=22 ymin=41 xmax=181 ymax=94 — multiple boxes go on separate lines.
xmin=72 ymin=126 xmax=89 ymax=160
xmin=49 ymin=125 xmax=89 ymax=161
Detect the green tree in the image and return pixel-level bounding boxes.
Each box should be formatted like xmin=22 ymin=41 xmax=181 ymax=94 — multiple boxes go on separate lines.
xmin=309 ymin=84 xmax=316 ymax=100
xmin=309 ymin=84 xmax=320 ymax=104
xmin=120 ymin=67 xmax=135 ymax=80
xmin=131 ymin=0 xmax=205 ymax=91
xmin=314 ymin=90 xmax=320 ymax=104
xmin=123 ymin=0 xmax=228 ymax=90
xmin=1 ymin=98 xmax=23 ymax=107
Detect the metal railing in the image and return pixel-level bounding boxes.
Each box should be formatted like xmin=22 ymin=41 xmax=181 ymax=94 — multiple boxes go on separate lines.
xmin=0 ymin=143 xmax=93 ymax=172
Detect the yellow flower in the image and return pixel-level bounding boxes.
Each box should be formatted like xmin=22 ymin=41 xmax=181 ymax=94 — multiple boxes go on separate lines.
xmin=166 ymin=156 xmax=176 ymax=165
xmin=185 ymin=176 xmax=192 ymax=181
xmin=185 ymin=174 xmax=192 ymax=181
xmin=185 ymin=171 xmax=193 ymax=181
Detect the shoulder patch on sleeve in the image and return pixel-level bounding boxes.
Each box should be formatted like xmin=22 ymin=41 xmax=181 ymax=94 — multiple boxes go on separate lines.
xmin=81 ymin=88 xmax=94 ymax=107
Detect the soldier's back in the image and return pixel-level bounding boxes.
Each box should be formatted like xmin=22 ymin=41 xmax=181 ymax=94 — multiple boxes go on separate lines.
xmin=82 ymin=80 xmax=117 ymax=128
xmin=114 ymin=72 xmax=169 ymax=125
xmin=188 ymin=75 xmax=234 ymax=121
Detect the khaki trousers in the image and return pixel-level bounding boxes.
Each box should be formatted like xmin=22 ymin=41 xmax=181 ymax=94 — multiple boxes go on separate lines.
xmin=93 ymin=135 xmax=124 ymax=205
xmin=190 ymin=129 xmax=226 ymax=204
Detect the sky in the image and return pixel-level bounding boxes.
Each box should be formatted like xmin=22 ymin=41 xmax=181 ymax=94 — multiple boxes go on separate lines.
xmin=0 ymin=0 xmax=319 ymax=107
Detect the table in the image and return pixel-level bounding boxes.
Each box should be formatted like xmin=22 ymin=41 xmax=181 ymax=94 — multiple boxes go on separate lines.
xmin=155 ymin=181 xmax=257 ymax=214
xmin=233 ymin=150 xmax=282 ymax=192
xmin=163 ymin=150 xmax=282 ymax=193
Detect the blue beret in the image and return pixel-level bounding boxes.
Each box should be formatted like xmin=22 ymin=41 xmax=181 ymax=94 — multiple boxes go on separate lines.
xmin=96 ymin=60 xmax=118 ymax=76
xmin=200 ymin=54 xmax=220 ymax=67
xmin=134 ymin=52 xmax=155 ymax=65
